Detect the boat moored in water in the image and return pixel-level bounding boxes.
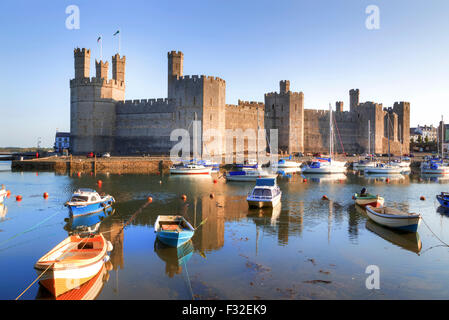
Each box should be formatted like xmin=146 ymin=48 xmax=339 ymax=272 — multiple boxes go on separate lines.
xmin=365 ymin=205 xmax=421 ymax=233
xmin=34 ymin=234 xmax=113 ymax=297
xmin=353 ymin=193 xmax=384 ymax=208
xmin=169 ymin=164 xmax=212 ymax=175
xmin=225 ymin=168 xmax=278 ymax=182
xmin=0 ymin=185 xmax=7 ymax=204
xmin=420 ymin=160 xmax=449 ymax=174
xmin=364 ymin=163 xmax=403 ymax=174
xmin=154 ymin=215 xmax=195 ymax=247
xmin=302 ymin=157 xmax=347 ymax=174
xmin=247 ymin=178 xmax=282 ymax=208
xmin=65 ymin=189 xmax=115 ymax=217
xmin=436 ymin=192 xmax=449 ymax=209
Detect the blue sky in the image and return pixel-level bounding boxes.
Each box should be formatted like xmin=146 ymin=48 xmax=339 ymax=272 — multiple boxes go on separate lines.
xmin=1 ymin=0 xmax=448 ymax=147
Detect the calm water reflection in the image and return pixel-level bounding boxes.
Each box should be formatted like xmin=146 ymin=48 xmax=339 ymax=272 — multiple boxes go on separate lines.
xmin=1 ymin=160 xmax=449 ymax=299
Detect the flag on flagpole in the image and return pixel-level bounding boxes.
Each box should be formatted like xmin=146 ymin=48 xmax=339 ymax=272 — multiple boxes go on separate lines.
xmin=113 ymin=30 xmax=120 ymax=36
xmin=113 ymin=30 xmax=121 ymax=55
xmin=97 ymin=36 xmax=102 ymax=42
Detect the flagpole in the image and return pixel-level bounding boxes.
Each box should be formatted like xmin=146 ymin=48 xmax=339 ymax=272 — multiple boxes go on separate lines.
xmin=119 ymin=29 xmax=121 ymax=55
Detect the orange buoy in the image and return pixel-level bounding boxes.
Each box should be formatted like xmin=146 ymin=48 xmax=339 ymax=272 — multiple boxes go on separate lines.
xmin=420 ymin=196 xmax=426 ymax=201
xmin=6 ymin=190 xmax=11 ymax=197
xmin=303 ymin=178 xmax=307 ymax=182
xmin=213 ymin=179 xmax=218 ymax=184
xmin=43 ymin=192 xmax=49 ymax=199
xmin=77 ymin=172 xmax=81 ymax=177
xmin=322 ymin=195 xmax=328 ymax=200
xmin=386 ymin=178 xmax=390 ymax=183
xmin=16 ymin=195 xmax=22 ymax=201
xmin=181 ymin=194 xmax=187 ymax=201
xmin=147 ymin=196 xmax=153 ymax=203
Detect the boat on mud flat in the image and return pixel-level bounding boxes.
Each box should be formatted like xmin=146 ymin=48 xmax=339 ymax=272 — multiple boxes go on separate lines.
xmin=365 ymin=205 xmax=421 ymax=233
xmin=353 ymin=193 xmax=384 ymax=208
xmin=65 ymin=189 xmax=115 ymax=217
xmin=247 ymin=178 xmax=282 ymax=208
xmin=34 ymin=234 xmax=113 ymax=297
xmin=154 ymin=215 xmax=195 ymax=247
xmin=436 ymin=192 xmax=449 ymax=209
xmin=169 ymin=164 xmax=212 ymax=175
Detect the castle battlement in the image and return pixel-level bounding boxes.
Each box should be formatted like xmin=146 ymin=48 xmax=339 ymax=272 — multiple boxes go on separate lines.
xmin=118 ymin=98 xmax=173 ymax=106
xmin=173 ymin=74 xmax=226 ymax=85
xmin=168 ymin=50 xmax=184 ymax=57
xmin=264 ymin=91 xmax=304 ymax=98
xmin=70 ymin=77 xmax=125 ymax=88
xmin=74 ymin=48 xmax=90 ymax=55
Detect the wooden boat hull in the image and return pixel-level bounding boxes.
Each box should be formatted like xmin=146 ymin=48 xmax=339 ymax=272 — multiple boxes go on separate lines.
xmin=366 ymin=205 xmax=421 ymax=232
xmin=354 ymin=194 xmax=384 ymax=208
xmin=154 ymin=215 xmax=195 ymax=248
xmin=67 ymin=196 xmax=115 ymax=217
xmin=157 ymin=230 xmax=194 ymax=247
xmin=34 ymin=234 xmax=110 ymax=297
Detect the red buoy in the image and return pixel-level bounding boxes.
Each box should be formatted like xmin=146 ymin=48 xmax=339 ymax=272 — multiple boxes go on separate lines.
xmin=77 ymin=172 xmax=81 ymax=177
xmin=386 ymin=178 xmax=390 ymax=183
xmin=16 ymin=195 xmax=22 ymax=201
xmin=420 ymin=196 xmax=426 ymax=201
xmin=181 ymin=194 xmax=187 ymax=201
xmin=303 ymin=178 xmax=308 ymax=182
xmin=322 ymin=195 xmax=328 ymax=200
xmin=43 ymin=192 xmax=49 ymax=199
xmin=213 ymin=179 xmax=218 ymax=184
xmin=147 ymin=196 xmax=153 ymax=203
xmin=6 ymin=190 xmax=11 ymax=198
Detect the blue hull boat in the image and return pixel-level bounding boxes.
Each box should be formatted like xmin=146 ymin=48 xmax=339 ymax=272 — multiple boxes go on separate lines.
xmin=437 ymin=192 xmax=449 ymax=209
xmin=65 ymin=189 xmax=115 ymax=217
xmin=154 ymin=215 xmax=195 ymax=247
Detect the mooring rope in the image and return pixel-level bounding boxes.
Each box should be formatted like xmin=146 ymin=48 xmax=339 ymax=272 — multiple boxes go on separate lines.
xmin=15 ymin=235 xmax=91 ymax=300
xmin=421 ymin=216 xmax=449 ymax=248
xmin=183 ymin=260 xmax=194 ymax=300
xmin=0 ymin=210 xmax=62 ymax=249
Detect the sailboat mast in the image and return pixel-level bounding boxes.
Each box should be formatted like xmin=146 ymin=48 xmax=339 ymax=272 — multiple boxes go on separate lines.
xmin=257 ymin=107 xmax=259 ymax=163
xmin=442 ymin=115 xmax=444 ymax=159
xmin=387 ymin=110 xmax=391 ymax=164
xmin=399 ymin=124 xmax=402 ymax=161
xmin=329 ymin=103 xmax=333 ymax=160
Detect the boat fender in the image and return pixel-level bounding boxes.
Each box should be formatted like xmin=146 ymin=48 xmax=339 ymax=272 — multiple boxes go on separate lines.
xmin=103 ymin=255 xmax=111 ymax=262
xmin=106 ymin=241 xmax=114 ymax=252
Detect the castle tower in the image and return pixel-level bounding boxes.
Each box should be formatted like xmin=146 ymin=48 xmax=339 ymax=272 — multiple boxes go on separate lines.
xmin=74 ymin=48 xmax=90 ymax=79
xmin=350 ymin=89 xmax=359 ymax=112
xmin=70 ymin=48 xmax=125 ymax=154
xmin=167 ymin=51 xmax=184 ymax=98
xmin=393 ymin=101 xmax=411 ymax=153
xmin=336 ymin=101 xmax=344 ymax=112
xmin=95 ymin=60 xmax=109 ymax=80
xmin=264 ymin=80 xmax=304 ymax=154
xmin=112 ymin=54 xmax=126 ymax=82
xmin=280 ymin=80 xmax=290 ymax=94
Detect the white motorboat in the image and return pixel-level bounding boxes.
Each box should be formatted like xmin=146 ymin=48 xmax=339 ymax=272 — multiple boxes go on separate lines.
xmin=169 ymin=164 xmax=212 ymax=175
xmin=302 ymin=104 xmax=347 ymax=174
xmin=303 ymin=157 xmax=347 ymax=174
xmin=352 ymin=159 xmax=376 ymax=170
xmin=276 ymin=156 xmax=302 ymax=169
xmin=364 ymin=163 xmax=403 ymax=174
xmin=247 ymin=178 xmax=282 ymax=208
xmin=225 ymin=168 xmax=278 ymax=182
xmin=65 ymin=189 xmax=115 ymax=217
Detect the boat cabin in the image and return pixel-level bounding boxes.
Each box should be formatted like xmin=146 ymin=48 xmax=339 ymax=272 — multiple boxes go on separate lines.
xmin=70 ymin=189 xmax=101 ymax=203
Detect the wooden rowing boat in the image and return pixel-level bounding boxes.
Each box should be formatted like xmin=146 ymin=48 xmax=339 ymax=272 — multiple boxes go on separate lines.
xmin=365 ymin=205 xmax=421 ymax=233
xmin=34 ymin=234 xmax=113 ymax=297
xmin=154 ymin=215 xmax=195 ymax=247
xmin=353 ymin=193 xmax=384 ymax=208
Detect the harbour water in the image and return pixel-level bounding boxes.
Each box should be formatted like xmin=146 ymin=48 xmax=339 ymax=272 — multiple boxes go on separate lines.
xmin=1 ymin=160 xmax=449 ymax=300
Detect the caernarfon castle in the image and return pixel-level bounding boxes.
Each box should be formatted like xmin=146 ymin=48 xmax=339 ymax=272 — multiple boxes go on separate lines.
xmin=70 ymin=48 xmax=410 ymax=156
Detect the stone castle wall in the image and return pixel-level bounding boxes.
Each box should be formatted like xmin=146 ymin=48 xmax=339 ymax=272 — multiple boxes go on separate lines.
xmin=70 ymin=48 xmax=410 ymax=157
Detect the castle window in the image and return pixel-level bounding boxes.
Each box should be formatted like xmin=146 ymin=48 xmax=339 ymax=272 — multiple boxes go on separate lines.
xmin=210 ymin=115 xmax=212 ymax=121
xmin=193 ymin=96 xmax=196 ymax=106
xmin=210 ymin=98 xmax=212 ymax=105
xmin=295 ymin=104 xmax=297 ymax=112
xmin=272 ymin=104 xmax=274 ymax=110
